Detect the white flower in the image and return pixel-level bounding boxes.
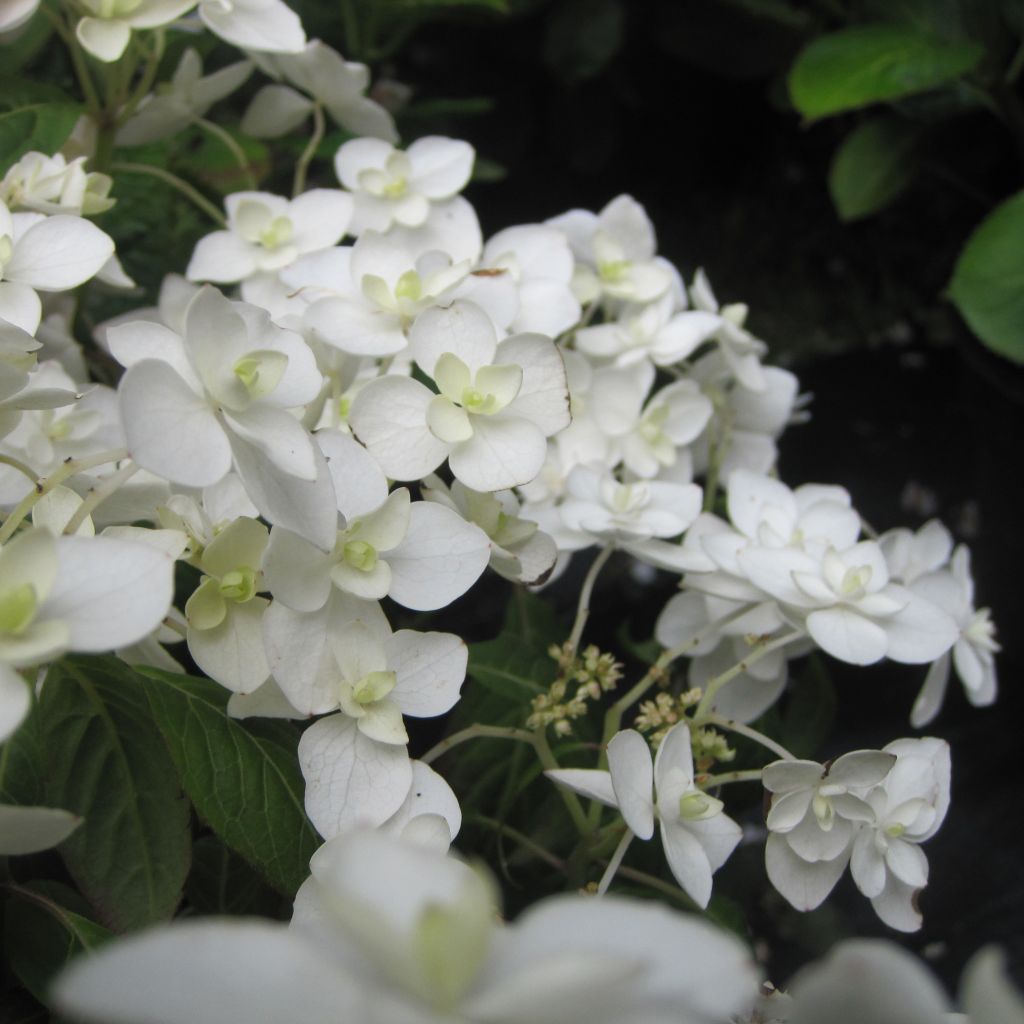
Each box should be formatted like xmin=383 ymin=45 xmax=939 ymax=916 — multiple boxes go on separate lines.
xmin=117 ymin=49 xmax=253 ymax=146
xmin=197 ymin=0 xmax=304 ymax=53
xmin=689 ymin=268 xmax=767 ymax=391
xmin=186 ymin=190 xmax=353 ymax=284
xmin=554 ymin=463 xmax=702 ymax=571
xmin=848 ymin=737 xmax=950 ymax=932
xmin=75 ymin=0 xmax=197 ymax=63
xmin=0 ymin=152 xmax=113 ymax=216
xmin=763 ymin=750 xmax=895 ymax=912
xmin=0 ymin=0 xmax=39 ymax=32
xmin=548 ymin=194 xmax=673 ymax=305
xmin=350 ymin=300 xmax=570 ymax=491
xmin=548 ymin=723 xmax=742 ymax=907
xmin=242 ymin=40 xmax=395 ymax=140
xmin=0 ymin=201 xmax=115 ymax=334
xmin=335 ymin=136 xmax=474 ymax=234
xmin=907 ymin=544 xmax=998 ymax=727
xmin=110 ymin=286 xmax=336 ymax=548
xmin=280 ymin=615 xmax=465 ymax=745
xmin=184 ymin=515 xmax=270 ymax=694
xmin=55 ymin=831 xmax=759 ymax=1024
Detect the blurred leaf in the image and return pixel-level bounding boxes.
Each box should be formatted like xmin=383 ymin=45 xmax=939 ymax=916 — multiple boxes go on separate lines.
xmin=0 ymin=78 xmax=73 ymax=113
xmin=40 ymin=657 xmax=191 ymax=932
xmin=402 ymin=96 xmax=495 ymax=119
xmin=472 ymin=156 xmax=508 ymax=182
xmin=185 ymin=836 xmax=290 ymax=918
xmin=779 ymin=655 xmax=836 ymax=759
xmin=788 ymin=25 xmax=983 ymax=120
xmin=0 ymin=688 xmax=43 ymax=807
xmin=175 ymin=126 xmax=269 ymax=195
xmin=949 ymin=189 xmax=1024 ymax=363
xmin=828 ymin=115 xmax=921 ymax=221
xmin=543 ymin=0 xmax=625 ymax=85
xmin=140 ymin=666 xmax=319 ymax=897
xmin=0 ymin=104 xmax=83 ymax=176
xmin=0 ymin=14 xmax=53 ymax=74
xmin=5 ymin=882 xmax=112 ymax=1006
xmin=373 ymin=0 xmax=507 ymax=8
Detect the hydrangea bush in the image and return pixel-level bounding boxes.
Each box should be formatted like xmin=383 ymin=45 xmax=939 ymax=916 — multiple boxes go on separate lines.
xmin=0 ymin=1 xmax=1017 ymax=1020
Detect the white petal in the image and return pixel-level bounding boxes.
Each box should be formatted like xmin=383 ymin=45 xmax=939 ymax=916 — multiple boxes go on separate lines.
xmin=606 ymin=730 xmax=655 ymax=840
xmin=349 ymin=375 xmax=449 ymax=482
xmin=241 ymin=84 xmax=313 ymax=138
xmin=409 ymin=300 xmax=497 ymax=378
xmin=6 ymin=215 xmax=114 ymax=290
xmin=882 ymin=587 xmax=959 ymax=664
xmin=408 ymin=136 xmax=474 ymax=198
xmin=765 ymin=833 xmax=849 ymax=911
xmin=388 ymin=629 xmax=466 ymax=717
xmin=850 ymin=829 xmax=886 ymax=898
xmin=0 ymin=665 xmax=30 ymax=743
xmin=185 ymin=231 xmax=258 ymax=284
xmin=545 ymin=769 xmax=617 ymax=809
xmin=53 ymin=920 xmax=361 ymax=1023
xmin=870 ymin=874 xmax=924 ymax=933
xmin=0 ymin=803 xmax=81 ymax=854
xmin=120 ymin=360 xmax=231 ymax=487
xmin=188 ymin=598 xmax=270 ymax=694
xmin=659 ymin=820 xmax=713 ymax=908
xmin=263 ymin=527 xmax=333 ymax=612
xmin=298 ymin=714 xmax=412 ymax=837
xmin=449 ymin=415 xmax=547 ymax=492
xmin=75 ymin=15 xmax=131 ymax=61
xmin=199 ymin=0 xmax=305 ymax=53
xmin=386 ymin=501 xmax=490 ymax=610
xmin=0 ymin=281 xmax=42 ymax=334
xmin=806 ymin=607 xmax=889 ymax=666
xmin=43 ymin=534 xmax=174 ymax=652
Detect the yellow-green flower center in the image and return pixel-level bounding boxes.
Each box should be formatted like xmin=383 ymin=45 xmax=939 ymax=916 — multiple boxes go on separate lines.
xmin=0 ymin=583 xmax=37 ymax=635
xmin=344 ymin=540 xmax=378 ymax=572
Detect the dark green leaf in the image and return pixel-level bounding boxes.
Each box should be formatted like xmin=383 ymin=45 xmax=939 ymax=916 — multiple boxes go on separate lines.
xmin=949 ymin=189 xmax=1024 ymax=363
xmin=0 ymin=14 xmax=53 ymax=74
xmin=0 ymin=104 xmax=83 ymax=176
xmin=4 ymin=881 xmax=112 ymax=1005
xmin=787 ymin=25 xmax=982 ymax=120
xmin=185 ymin=836 xmax=290 ymax=918
xmin=0 ymin=78 xmax=74 ymax=114
xmin=0 ymin=688 xmax=44 ymax=807
xmin=40 ymin=657 xmax=191 ymax=932
xmin=140 ymin=666 xmax=319 ymax=897
xmin=543 ymin=0 xmax=625 ymax=84
xmin=828 ymin=115 xmax=921 ymax=221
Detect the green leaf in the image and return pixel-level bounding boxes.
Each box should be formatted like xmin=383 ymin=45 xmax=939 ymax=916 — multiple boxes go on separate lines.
xmin=828 ymin=115 xmax=921 ymax=221
xmin=139 ymin=666 xmax=319 ymax=897
xmin=543 ymin=0 xmax=625 ymax=84
xmin=949 ymin=189 xmax=1024 ymax=363
xmin=0 ymin=14 xmax=53 ymax=74
xmin=787 ymin=24 xmax=982 ymax=120
xmin=40 ymin=657 xmax=191 ymax=932
xmin=185 ymin=836 xmax=290 ymax=918
xmin=4 ymin=881 xmax=112 ymax=1006
xmin=0 ymin=104 xmax=83 ymax=176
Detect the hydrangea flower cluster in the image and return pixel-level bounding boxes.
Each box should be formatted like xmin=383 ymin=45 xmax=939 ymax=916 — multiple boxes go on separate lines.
xmin=0 ymin=0 xmax=1009 ymax=1019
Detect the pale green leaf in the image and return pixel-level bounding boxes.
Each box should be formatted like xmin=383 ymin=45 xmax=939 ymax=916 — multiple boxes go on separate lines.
xmin=949 ymin=189 xmax=1024 ymax=363
xmin=788 ymin=24 xmax=982 ymax=120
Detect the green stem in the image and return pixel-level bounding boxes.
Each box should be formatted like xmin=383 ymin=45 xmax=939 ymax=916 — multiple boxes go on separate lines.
xmin=292 ymin=102 xmax=325 ymax=197
xmin=698 ymin=714 xmax=796 ymax=763
xmin=563 ymin=545 xmax=613 ymax=662
xmin=419 ymin=723 xmax=537 ymax=765
xmin=63 ymin=461 xmax=139 ymax=535
xmin=0 ymin=448 xmax=129 ymax=545
xmin=694 ymin=629 xmax=801 ymax=719
xmin=698 ymin=767 xmax=768 ymax=788
xmin=340 ymin=0 xmax=363 ymax=60
xmin=117 ymin=29 xmax=165 ymax=125
xmin=0 ymin=455 xmax=39 ymax=483
xmin=596 ymin=828 xmax=633 ymax=895
xmin=111 ymin=162 xmax=226 ymax=226
xmin=197 ymin=118 xmax=257 ymax=191
xmin=50 ymin=11 xmax=102 ymax=114
xmin=617 ymin=865 xmax=700 ymax=911
xmin=469 ymin=814 xmax=566 ymax=871
xmin=533 ymin=726 xmax=590 ymax=837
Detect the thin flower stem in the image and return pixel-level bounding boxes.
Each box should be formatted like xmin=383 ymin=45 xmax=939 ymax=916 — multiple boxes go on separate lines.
xmin=0 ymin=448 xmax=129 ymax=545
xmin=617 ymin=865 xmax=700 ymax=911
xmin=63 ymin=461 xmax=140 ymax=535
xmin=563 ymin=545 xmax=613 ymax=662
xmin=46 ymin=10 xmax=102 ymax=114
xmin=469 ymin=815 xmax=566 ymax=871
xmin=419 ymin=723 xmax=537 ymax=765
xmin=596 ymin=828 xmax=633 ymax=895
xmin=118 ymin=29 xmax=166 ymax=124
xmin=197 ymin=118 xmax=257 ymax=191
xmin=694 ymin=629 xmax=802 ymax=719
xmin=0 ymin=455 xmax=39 ymax=483
xmin=292 ymin=102 xmax=325 ymax=198
xmin=420 ymin=721 xmax=591 ymax=837
xmin=698 ymin=767 xmax=768 ymax=788
xmin=533 ymin=726 xmax=591 ymax=837
xmin=698 ymin=714 xmax=796 ymax=763
xmin=111 ymin=163 xmax=226 ymax=226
